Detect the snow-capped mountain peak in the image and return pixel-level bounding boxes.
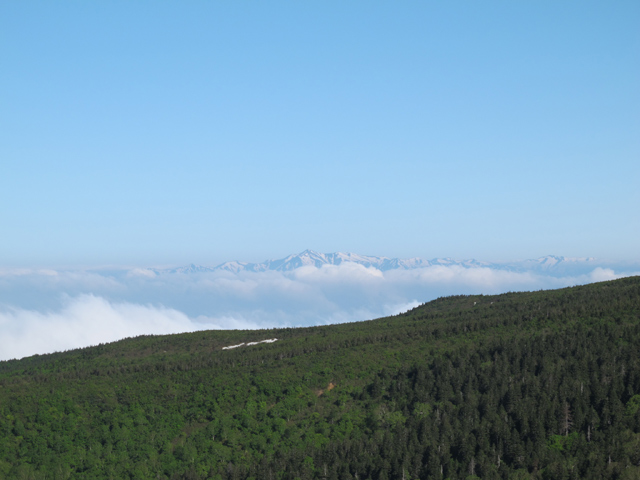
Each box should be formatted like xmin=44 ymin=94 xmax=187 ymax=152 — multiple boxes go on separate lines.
xmin=152 ymin=250 xmax=602 ymax=276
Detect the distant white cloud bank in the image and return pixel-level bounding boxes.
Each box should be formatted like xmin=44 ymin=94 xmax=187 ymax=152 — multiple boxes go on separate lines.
xmin=0 ymin=251 xmax=638 ymax=361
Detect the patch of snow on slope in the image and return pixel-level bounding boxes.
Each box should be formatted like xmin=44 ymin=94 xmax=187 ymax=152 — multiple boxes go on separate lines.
xmin=222 ymin=338 xmax=278 ymax=350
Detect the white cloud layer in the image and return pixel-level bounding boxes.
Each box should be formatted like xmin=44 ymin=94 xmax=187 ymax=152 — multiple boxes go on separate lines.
xmin=0 ymin=295 xmax=204 ymax=361
xmin=0 ymin=263 xmax=637 ymax=361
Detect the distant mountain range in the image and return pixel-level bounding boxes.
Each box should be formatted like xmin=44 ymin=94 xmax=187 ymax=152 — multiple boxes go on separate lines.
xmin=156 ymin=250 xmax=601 ymax=276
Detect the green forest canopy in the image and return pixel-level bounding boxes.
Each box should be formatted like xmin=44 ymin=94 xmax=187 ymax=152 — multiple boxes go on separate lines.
xmin=1 ymin=277 xmax=639 ymax=479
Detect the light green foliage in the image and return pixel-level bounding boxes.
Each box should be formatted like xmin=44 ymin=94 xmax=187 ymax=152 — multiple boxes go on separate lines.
xmin=547 ymin=432 xmax=579 ymax=452
xmin=413 ymin=402 xmax=432 ymax=417
xmin=626 ymin=394 xmax=640 ymax=416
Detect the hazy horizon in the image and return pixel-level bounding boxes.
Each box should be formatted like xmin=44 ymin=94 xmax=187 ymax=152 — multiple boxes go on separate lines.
xmin=2 ymin=1 xmax=638 ymax=359
xmin=1 ymin=249 xmax=638 ymax=361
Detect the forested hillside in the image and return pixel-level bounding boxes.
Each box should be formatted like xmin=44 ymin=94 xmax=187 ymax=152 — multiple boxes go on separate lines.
xmin=1 ymin=277 xmax=639 ymax=480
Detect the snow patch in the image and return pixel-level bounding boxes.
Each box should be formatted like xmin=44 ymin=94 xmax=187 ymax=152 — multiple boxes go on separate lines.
xmin=222 ymin=338 xmax=278 ymax=350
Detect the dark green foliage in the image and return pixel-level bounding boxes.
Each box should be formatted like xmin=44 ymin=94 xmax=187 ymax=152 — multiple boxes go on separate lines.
xmin=1 ymin=277 xmax=640 ymax=479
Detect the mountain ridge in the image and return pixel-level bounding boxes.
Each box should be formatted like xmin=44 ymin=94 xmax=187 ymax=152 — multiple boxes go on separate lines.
xmin=1 ymin=277 xmax=639 ymax=479
xmin=159 ymin=249 xmax=598 ymax=275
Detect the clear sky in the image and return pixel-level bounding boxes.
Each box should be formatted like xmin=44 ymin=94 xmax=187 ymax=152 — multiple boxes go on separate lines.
xmin=2 ymin=1 xmax=639 ymax=267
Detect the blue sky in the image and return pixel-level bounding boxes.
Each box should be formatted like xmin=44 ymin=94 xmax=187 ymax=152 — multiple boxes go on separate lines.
xmin=2 ymin=1 xmax=639 ymax=267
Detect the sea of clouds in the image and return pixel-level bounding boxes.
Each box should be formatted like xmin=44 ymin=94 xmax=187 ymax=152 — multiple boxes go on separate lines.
xmin=0 ymin=262 xmax=637 ymax=361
